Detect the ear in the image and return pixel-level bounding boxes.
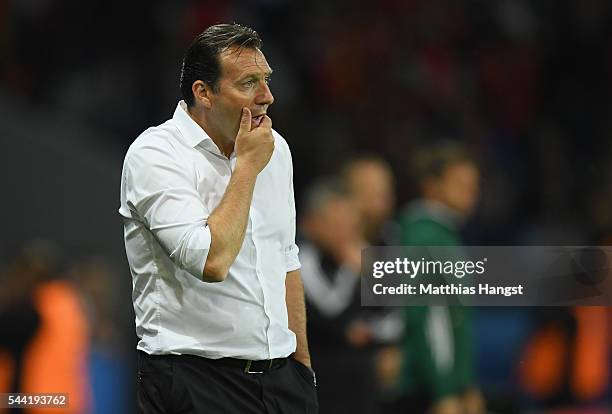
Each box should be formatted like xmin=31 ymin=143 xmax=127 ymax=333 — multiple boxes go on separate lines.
xmin=192 ymin=80 xmax=213 ymax=109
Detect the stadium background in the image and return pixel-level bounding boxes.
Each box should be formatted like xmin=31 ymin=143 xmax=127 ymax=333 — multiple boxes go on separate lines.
xmin=0 ymin=0 xmax=611 ymax=413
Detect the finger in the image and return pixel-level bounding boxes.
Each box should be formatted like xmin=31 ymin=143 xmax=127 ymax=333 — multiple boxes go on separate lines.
xmin=260 ymin=115 xmax=272 ymax=129
xmin=238 ymin=107 xmax=252 ymax=134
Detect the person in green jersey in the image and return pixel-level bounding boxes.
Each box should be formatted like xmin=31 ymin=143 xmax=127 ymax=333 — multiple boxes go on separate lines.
xmin=397 ymin=142 xmax=485 ymax=414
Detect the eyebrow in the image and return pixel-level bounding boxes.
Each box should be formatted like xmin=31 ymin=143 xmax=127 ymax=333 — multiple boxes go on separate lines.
xmin=239 ymin=69 xmax=274 ymax=82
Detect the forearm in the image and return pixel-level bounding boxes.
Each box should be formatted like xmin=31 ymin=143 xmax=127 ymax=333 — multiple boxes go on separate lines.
xmin=285 ymin=270 xmax=311 ymax=367
xmin=203 ymin=164 xmax=257 ymax=281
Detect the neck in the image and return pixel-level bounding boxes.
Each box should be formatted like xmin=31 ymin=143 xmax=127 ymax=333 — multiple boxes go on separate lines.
xmin=186 ymin=106 xmax=234 ymax=157
xmin=363 ymin=223 xmax=380 ymax=244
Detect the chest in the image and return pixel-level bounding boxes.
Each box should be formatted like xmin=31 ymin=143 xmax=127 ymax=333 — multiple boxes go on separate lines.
xmin=193 ymin=148 xmax=292 ymax=241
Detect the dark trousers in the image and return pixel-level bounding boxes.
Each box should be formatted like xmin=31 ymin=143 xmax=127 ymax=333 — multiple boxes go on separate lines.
xmin=137 ymin=351 xmax=318 ymax=414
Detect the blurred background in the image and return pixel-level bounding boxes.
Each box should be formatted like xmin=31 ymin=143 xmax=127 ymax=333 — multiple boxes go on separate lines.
xmin=1 ymin=0 xmax=611 ymax=413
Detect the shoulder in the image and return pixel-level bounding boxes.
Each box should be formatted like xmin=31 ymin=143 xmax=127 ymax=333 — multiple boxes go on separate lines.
xmin=271 ymin=128 xmax=295 ymax=175
xmin=402 ymin=216 xmax=448 ymax=233
xmin=272 ymin=129 xmax=291 ymax=155
xmin=401 ymin=215 xmax=459 ymax=246
xmin=124 ymin=120 xmax=184 ymax=169
xmin=298 ymin=242 xmax=318 ymax=262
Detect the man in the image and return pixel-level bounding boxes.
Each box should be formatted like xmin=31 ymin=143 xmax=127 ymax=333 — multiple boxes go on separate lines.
xmin=340 ymin=155 xmax=404 ymax=344
xmin=297 ymin=178 xmax=379 ymax=413
xmin=0 ymin=241 xmax=91 ymax=413
xmin=118 ymin=24 xmax=317 ymax=413
xmin=341 ymin=155 xmax=399 ymax=246
xmin=396 ymin=142 xmax=484 ymax=414
xmin=340 ymin=156 xmax=406 ymax=411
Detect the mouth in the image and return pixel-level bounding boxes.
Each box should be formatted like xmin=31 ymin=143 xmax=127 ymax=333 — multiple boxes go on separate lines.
xmin=251 ymin=113 xmax=265 ymax=128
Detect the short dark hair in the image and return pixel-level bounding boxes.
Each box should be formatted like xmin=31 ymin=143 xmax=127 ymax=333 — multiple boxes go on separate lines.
xmin=180 ymin=23 xmax=262 ymax=107
xmin=300 ymin=177 xmax=348 ymax=217
xmin=340 ymin=153 xmax=392 ymax=181
xmin=411 ymin=141 xmax=476 ymax=184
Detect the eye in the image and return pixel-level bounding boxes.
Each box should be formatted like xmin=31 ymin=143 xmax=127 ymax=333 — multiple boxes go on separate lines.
xmin=264 ymin=76 xmax=272 ymax=85
xmin=242 ymin=79 xmax=256 ymax=87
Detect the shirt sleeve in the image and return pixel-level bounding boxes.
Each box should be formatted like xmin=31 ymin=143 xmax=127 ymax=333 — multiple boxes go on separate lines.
xmin=284 ymin=147 xmax=301 ymax=272
xmin=124 ymin=143 xmax=211 ymax=280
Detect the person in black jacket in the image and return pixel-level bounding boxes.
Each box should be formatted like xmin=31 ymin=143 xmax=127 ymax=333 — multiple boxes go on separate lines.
xmin=298 ymin=178 xmax=379 ymax=414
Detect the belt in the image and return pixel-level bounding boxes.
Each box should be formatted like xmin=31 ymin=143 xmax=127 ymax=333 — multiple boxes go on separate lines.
xmin=214 ymin=357 xmax=288 ymax=374
xmin=139 ymin=351 xmax=288 ymax=374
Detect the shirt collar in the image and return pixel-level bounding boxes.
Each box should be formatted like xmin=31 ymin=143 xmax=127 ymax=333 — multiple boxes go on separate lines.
xmin=173 ymin=101 xmax=223 ymax=155
xmin=405 ymin=199 xmax=463 ymax=230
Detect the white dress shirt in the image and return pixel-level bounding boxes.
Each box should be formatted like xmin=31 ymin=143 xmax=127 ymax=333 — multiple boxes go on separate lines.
xmin=119 ymin=101 xmax=300 ymax=360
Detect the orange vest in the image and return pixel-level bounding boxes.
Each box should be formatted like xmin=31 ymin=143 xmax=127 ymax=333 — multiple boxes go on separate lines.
xmin=520 ymin=307 xmax=610 ymax=401
xmin=0 ymin=280 xmax=91 ymax=413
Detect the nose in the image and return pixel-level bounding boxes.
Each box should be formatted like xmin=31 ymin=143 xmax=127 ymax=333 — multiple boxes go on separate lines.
xmin=256 ymin=80 xmax=274 ymax=106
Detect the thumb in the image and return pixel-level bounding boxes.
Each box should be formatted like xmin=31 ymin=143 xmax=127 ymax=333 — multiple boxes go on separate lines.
xmin=238 ymin=107 xmax=251 ymax=134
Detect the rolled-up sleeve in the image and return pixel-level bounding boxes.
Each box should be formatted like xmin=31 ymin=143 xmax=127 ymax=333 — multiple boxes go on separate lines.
xmin=285 ymin=244 xmax=301 ymax=272
xmin=124 ymin=144 xmax=211 ymax=279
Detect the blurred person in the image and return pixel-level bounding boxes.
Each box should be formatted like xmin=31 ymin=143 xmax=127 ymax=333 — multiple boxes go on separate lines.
xmin=69 ymin=256 xmax=124 ymax=350
xmin=519 ymin=307 xmax=611 ymax=409
xmin=519 ymin=229 xmax=612 ymax=409
xmin=298 ymin=178 xmax=379 ymax=414
xmin=0 ymin=240 xmax=91 ymax=414
xmin=68 ymin=255 xmax=131 ymax=414
xmin=341 ymin=155 xmax=405 ymax=407
xmin=341 ymin=155 xmax=399 ymax=246
xmin=118 ymin=24 xmax=316 ymax=413
xmin=395 ymin=143 xmax=485 ymax=414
